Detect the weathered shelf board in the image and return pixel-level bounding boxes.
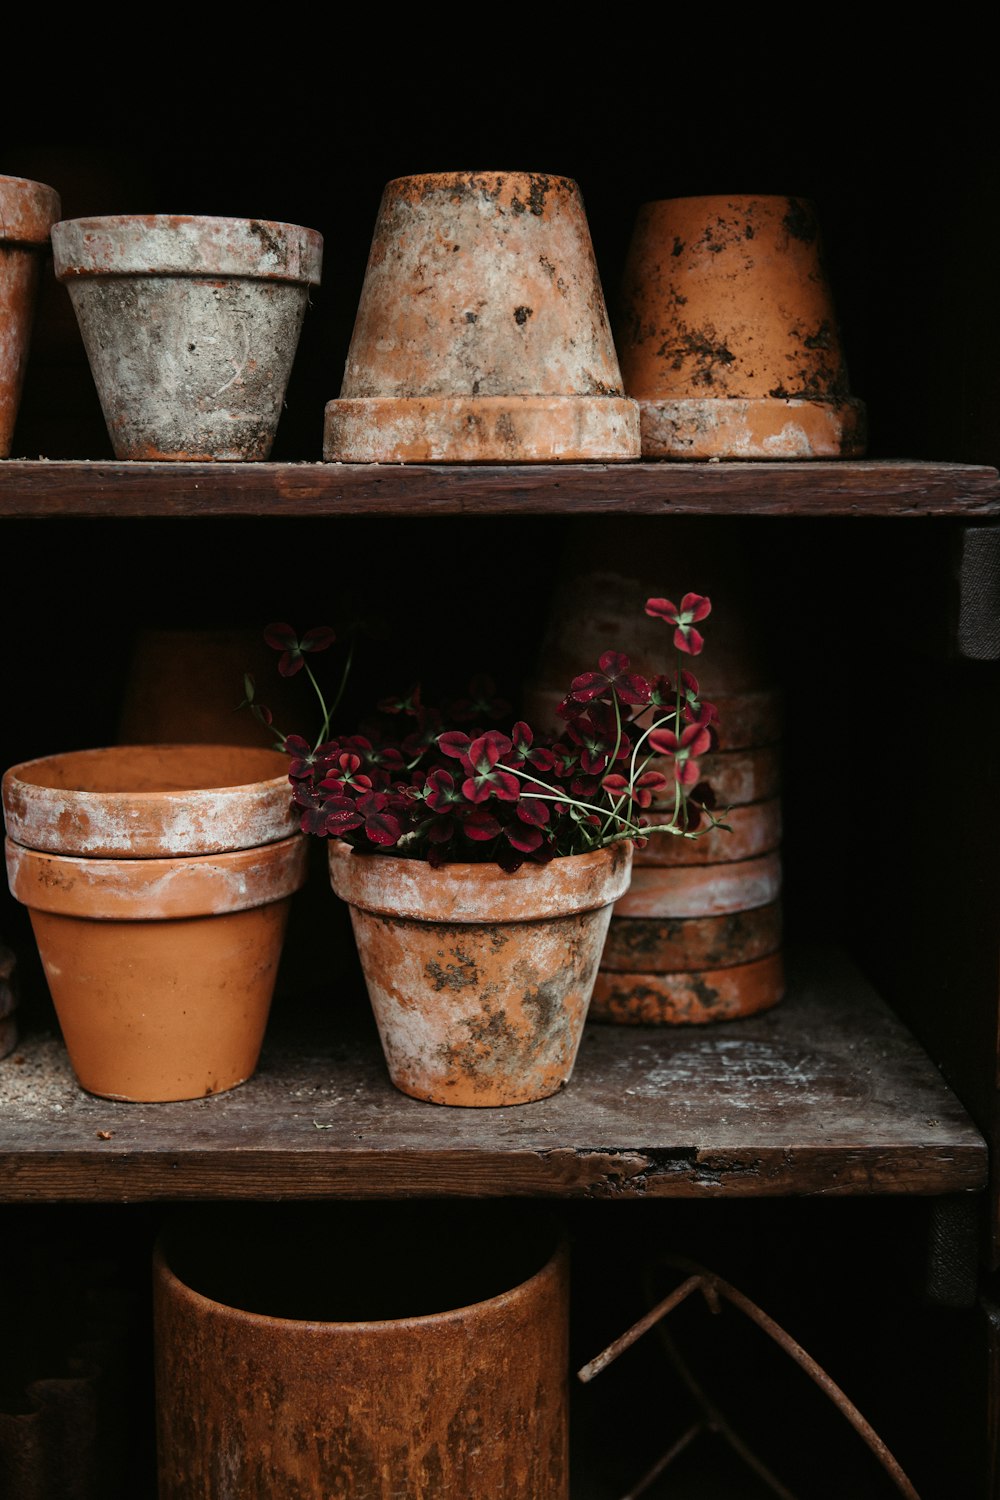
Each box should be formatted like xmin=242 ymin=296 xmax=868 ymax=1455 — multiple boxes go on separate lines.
xmin=0 ymin=949 xmax=985 ymax=1203
xmin=0 ymin=459 xmax=997 ymax=518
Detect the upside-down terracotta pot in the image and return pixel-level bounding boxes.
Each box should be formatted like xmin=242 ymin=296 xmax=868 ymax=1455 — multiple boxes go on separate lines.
xmin=154 ymin=1203 xmax=569 ymax=1499
xmin=325 ymin=171 xmax=640 ymax=463
xmin=51 ymin=214 xmax=322 ymax=460
xmin=329 ymin=838 xmax=633 ymax=1105
xmin=616 ymin=194 xmax=866 ymax=459
xmin=2 ymin=744 xmax=305 ymax=1101
xmin=0 ymin=174 xmax=61 ymax=457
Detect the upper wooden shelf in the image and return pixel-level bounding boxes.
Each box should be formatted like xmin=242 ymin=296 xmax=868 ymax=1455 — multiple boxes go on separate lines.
xmin=0 ymin=948 xmax=985 ymax=1204
xmin=0 ymin=459 xmax=997 ymax=519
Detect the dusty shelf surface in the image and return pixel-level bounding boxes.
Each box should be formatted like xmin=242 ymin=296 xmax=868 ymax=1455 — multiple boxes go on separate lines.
xmin=0 ymin=459 xmax=997 ymax=517
xmin=0 ymin=948 xmax=986 ymax=1203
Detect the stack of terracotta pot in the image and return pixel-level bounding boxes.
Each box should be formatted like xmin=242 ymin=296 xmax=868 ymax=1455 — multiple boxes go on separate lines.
xmin=524 ymin=520 xmax=785 ymax=1025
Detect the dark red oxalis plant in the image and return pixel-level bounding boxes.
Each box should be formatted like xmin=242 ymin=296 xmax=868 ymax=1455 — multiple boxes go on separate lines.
xmin=245 ymin=596 xmax=728 ymax=872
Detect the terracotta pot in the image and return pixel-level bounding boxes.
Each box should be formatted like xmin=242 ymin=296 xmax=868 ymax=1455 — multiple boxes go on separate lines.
xmin=328 ymin=839 xmax=633 ymax=1105
xmin=0 ymin=174 xmax=61 ymax=457
xmin=613 ymin=852 xmax=783 ymax=919
xmin=154 ymin=1203 xmax=569 ymax=1499
xmin=616 ymin=194 xmax=866 ymax=458
xmin=0 ymin=940 xmax=16 ymax=1060
xmin=2 ymin=742 xmax=305 ymax=1100
xmin=116 ymin=627 xmax=306 ymax=747
xmin=6 ymin=834 xmax=306 ymax=1100
xmin=601 ymin=900 xmax=783 ymax=973
xmin=591 ymin=950 xmax=785 ymax=1024
xmin=2 ymin=743 xmax=297 ymax=857
xmin=634 ymin=797 xmax=782 ymax=866
xmin=325 ymin=171 xmax=640 ymax=463
xmin=51 ymin=214 xmax=322 ymax=460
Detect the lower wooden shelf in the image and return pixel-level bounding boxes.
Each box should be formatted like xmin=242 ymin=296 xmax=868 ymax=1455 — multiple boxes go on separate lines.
xmin=0 ymin=946 xmax=986 ymax=1203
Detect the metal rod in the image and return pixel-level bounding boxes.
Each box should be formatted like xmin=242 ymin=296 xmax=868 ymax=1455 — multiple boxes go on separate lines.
xmin=576 ymin=1274 xmax=703 ymax=1383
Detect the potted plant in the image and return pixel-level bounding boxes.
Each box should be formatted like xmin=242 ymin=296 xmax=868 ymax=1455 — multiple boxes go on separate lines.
xmin=246 ymin=594 xmax=727 ymax=1107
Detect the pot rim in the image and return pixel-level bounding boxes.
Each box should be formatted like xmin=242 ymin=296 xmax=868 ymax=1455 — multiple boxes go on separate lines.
xmin=51 ymin=214 xmax=323 ymax=284
xmin=2 ymin=743 xmax=297 ymax=858
xmin=152 ymin=1228 xmax=568 ymax=1332
xmin=0 ymin=175 xmax=61 ymax=246
xmin=382 ymin=169 xmax=579 ymax=195
xmin=328 ymin=836 xmax=633 ymax=923
xmin=5 ymin=832 xmax=307 ymax=919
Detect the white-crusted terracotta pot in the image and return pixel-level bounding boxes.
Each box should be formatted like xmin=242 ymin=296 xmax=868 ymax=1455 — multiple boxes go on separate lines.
xmin=325 ymin=171 xmax=639 ymax=463
xmin=52 ymin=214 xmax=322 ymax=460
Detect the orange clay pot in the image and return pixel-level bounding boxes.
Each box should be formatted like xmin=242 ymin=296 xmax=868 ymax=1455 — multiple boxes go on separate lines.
xmin=0 ymin=174 xmax=61 ymax=457
xmin=328 ymin=839 xmax=633 ymax=1105
xmin=155 ymin=1204 xmax=569 ymax=1499
xmin=591 ymin=951 xmax=785 ymax=1025
xmin=601 ymin=900 xmax=783 ymax=973
xmin=5 ymin=834 xmax=307 ymax=1101
xmin=2 ymin=743 xmax=305 ymax=1100
xmin=325 ymin=171 xmax=640 ymax=463
xmin=634 ymin=797 xmax=782 ymax=867
xmin=617 ymin=194 xmax=866 ymax=459
xmin=2 ymin=743 xmax=298 ymax=857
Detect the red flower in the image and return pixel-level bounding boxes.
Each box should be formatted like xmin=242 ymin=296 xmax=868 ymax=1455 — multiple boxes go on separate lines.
xmin=644 ymin=594 xmax=712 ymax=655
xmin=263 ymin=623 xmax=336 ymax=677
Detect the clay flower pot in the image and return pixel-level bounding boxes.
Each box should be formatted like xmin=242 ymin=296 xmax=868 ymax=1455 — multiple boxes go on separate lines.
xmin=616 ymin=194 xmax=866 ymax=459
xmin=0 ymin=174 xmax=61 ymax=457
xmin=51 ymin=214 xmax=322 ymax=460
xmin=328 ymin=839 xmax=633 ymax=1105
xmin=155 ymin=1203 xmax=569 ymax=1498
xmin=523 ymin=520 xmax=786 ymax=1025
xmin=325 ymin=170 xmax=640 ymax=463
xmin=2 ymin=744 xmax=306 ymax=1101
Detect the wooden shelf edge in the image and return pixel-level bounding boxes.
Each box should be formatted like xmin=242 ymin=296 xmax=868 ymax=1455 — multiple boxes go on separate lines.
xmin=0 ymin=947 xmax=987 ymax=1203
xmin=1 ymin=459 xmax=998 ymax=518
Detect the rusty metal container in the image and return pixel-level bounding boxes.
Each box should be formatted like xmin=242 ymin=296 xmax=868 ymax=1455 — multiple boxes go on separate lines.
xmin=325 ymin=170 xmax=639 ymax=462
xmin=0 ymin=174 xmax=60 ymax=457
xmin=154 ymin=1204 xmax=569 ymax=1499
xmin=616 ymin=194 xmax=866 ymax=459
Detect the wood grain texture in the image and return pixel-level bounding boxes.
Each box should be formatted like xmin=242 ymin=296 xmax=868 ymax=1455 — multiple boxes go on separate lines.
xmin=0 ymin=460 xmax=997 ymax=518
xmin=0 ymin=948 xmax=985 ymax=1203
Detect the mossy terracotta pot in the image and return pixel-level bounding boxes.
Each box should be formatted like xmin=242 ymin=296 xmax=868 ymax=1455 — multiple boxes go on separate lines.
xmin=154 ymin=1203 xmax=569 ymax=1498
xmin=51 ymin=214 xmax=322 ymax=460
xmin=2 ymin=744 xmax=305 ymax=1101
xmin=0 ymin=174 xmax=61 ymax=457
xmin=616 ymin=194 xmax=866 ymax=459
xmin=325 ymin=170 xmax=640 ymax=463
xmin=328 ymin=839 xmax=633 ymax=1105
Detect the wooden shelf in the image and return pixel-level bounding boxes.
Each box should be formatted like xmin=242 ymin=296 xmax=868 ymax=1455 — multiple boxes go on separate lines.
xmin=0 ymin=947 xmax=985 ymax=1204
xmin=0 ymin=458 xmax=997 ymax=519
